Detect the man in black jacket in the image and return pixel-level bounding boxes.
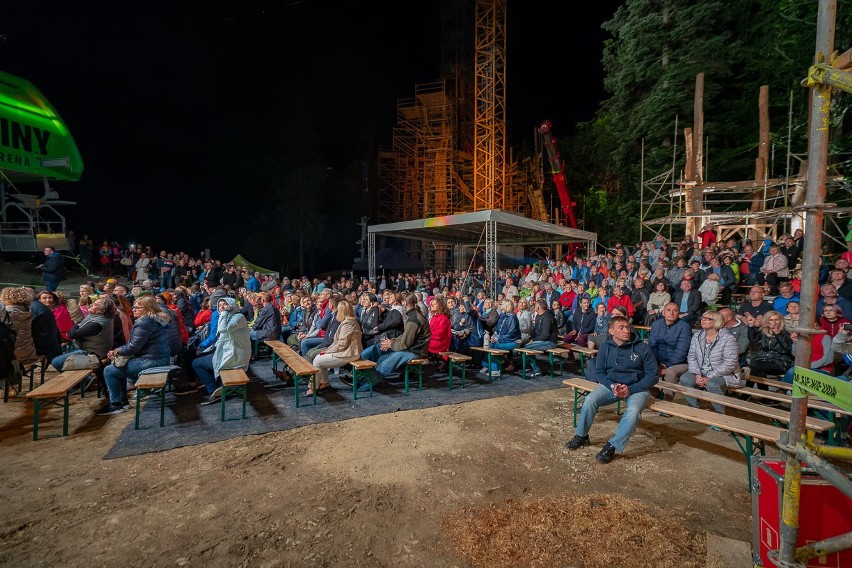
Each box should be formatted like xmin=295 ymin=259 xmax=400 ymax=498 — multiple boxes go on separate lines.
xmin=522 ymin=299 xmax=558 ymax=377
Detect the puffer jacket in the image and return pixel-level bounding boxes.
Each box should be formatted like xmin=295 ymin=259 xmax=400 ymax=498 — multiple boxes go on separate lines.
xmin=6 ymin=304 xmax=38 ymax=363
xmin=686 ymin=328 xmax=742 ymax=387
xmin=116 ymin=314 xmax=170 ymax=360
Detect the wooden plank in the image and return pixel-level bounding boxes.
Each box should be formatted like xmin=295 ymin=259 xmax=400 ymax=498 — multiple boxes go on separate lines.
xmin=562 ymin=377 xmax=600 ymax=392
xmin=135 ymin=373 xmax=168 ymax=389
xmin=650 ymin=401 xmax=785 ymax=442
xmin=408 ymin=359 xmax=429 ymax=365
xmin=470 ymin=346 xmax=509 ymax=355
xmin=568 ymin=345 xmax=598 ymax=356
xmin=514 ymin=348 xmax=544 ymax=355
xmin=729 ymin=385 xmax=851 ymax=416
xmin=656 ymin=382 xmax=834 ymax=431
xmin=26 ymin=370 xmax=92 ymax=399
xmin=267 ymin=341 xmax=318 ymax=376
xmin=439 ymin=351 xmax=472 ymax=362
xmin=744 ymin=374 xmax=792 ymax=391
xmin=220 ymin=369 xmax=250 ymax=386
xmin=351 ymin=359 xmax=378 ymax=370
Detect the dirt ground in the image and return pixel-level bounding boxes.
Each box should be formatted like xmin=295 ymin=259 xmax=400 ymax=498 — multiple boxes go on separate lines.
xmin=0 ymin=264 xmax=759 ymax=567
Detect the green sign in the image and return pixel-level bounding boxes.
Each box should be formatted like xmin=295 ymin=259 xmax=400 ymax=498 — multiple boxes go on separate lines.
xmin=792 ymin=366 xmax=852 ymax=411
xmin=0 ymin=70 xmax=83 ymax=181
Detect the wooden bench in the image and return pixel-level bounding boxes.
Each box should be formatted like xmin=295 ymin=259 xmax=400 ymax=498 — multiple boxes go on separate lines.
xmin=350 ymin=359 xmax=378 ymax=400
xmin=561 ymin=377 xmax=621 ymax=428
xmin=219 ymin=369 xmax=251 ymax=421
xmin=469 ymin=346 xmax=510 ymax=381
xmin=728 ymin=385 xmax=852 ymax=446
xmin=567 ymin=345 xmax=597 ymax=375
xmin=25 ymin=369 xmax=95 ymax=440
xmin=655 ymin=382 xmax=834 ymax=433
xmin=634 ymin=324 xmax=651 ymax=341
xmin=649 ymin=399 xmax=786 ymax=488
xmin=265 ymin=339 xmax=319 ymax=408
xmin=133 ymin=372 xmax=169 ymax=430
xmin=349 ymin=357 xmax=428 ymax=398
xmin=513 ymin=347 xmax=544 ymax=379
xmin=439 ymin=351 xmax=472 ymax=390
xmin=546 ymin=347 xmax=572 ymax=377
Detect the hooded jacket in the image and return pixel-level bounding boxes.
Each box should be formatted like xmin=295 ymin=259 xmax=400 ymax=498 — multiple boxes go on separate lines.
xmin=593 ymin=332 xmax=659 ymax=395
xmin=116 ymin=313 xmax=170 ymax=360
xmin=213 ymin=297 xmax=251 ymax=377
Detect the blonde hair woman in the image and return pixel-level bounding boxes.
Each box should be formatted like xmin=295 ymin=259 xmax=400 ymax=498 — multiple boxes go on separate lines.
xmin=98 ymin=294 xmax=171 ymax=415
xmin=307 ymin=300 xmax=363 ymax=396
xmin=678 ymin=310 xmax=741 ymax=414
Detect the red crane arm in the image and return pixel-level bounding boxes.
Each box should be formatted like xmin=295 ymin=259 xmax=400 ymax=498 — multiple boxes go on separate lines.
xmin=538 ymin=120 xmax=578 ymax=229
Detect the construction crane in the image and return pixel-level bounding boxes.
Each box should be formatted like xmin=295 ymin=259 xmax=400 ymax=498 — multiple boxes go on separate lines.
xmin=538 ymin=120 xmax=578 ymax=229
xmin=538 ymin=120 xmax=580 ymax=256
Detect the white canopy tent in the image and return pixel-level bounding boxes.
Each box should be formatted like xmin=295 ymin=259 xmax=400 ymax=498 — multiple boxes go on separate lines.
xmin=367 ymin=209 xmax=598 ymax=298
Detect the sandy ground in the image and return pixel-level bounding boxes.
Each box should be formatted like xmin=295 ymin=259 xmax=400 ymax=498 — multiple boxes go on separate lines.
xmin=0 ymin=263 xmax=758 ymax=567
xmin=0 ymin=374 xmax=761 ymax=568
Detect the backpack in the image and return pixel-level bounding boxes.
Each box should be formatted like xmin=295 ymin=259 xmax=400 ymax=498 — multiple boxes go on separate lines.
xmin=186 ymin=322 xmax=210 ymax=352
xmin=0 ymin=313 xmax=21 ymax=388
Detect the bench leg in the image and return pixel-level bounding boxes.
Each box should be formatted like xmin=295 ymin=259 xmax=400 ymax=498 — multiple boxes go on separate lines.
xmin=160 ymin=386 xmax=166 ymax=427
xmin=404 ymin=366 xmax=410 ymax=393
xmin=219 ymin=385 xmax=248 ymax=421
xmin=578 ymin=354 xmax=586 ymax=375
xmin=33 ymin=399 xmax=41 ymax=441
xmin=572 ymin=389 xmax=581 ymax=428
xmin=417 ymin=365 xmax=423 ymax=391
xmin=447 ymin=360 xmax=454 ymax=390
xmin=32 ymin=394 xmax=72 ymax=440
xmin=485 ymin=353 xmax=494 ymax=382
xmin=730 ymin=434 xmax=764 ymax=493
xmin=352 ymin=367 xmax=359 ymax=401
xmin=461 ymin=363 xmax=466 ymax=388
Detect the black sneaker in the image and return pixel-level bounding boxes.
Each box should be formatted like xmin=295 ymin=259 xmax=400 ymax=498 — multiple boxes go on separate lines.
xmin=595 ymin=442 xmax=617 ymax=464
xmin=565 ymin=434 xmax=590 ymax=450
xmin=201 ymin=395 xmax=221 ymax=406
xmin=339 ymin=375 xmax=353 ymax=387
xmin=97 ymin=403 xmax=127 ymax=416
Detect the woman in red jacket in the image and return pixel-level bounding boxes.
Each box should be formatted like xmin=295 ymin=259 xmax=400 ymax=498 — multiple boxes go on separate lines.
xmin=428 ymin=296 xmax=452 ymax=372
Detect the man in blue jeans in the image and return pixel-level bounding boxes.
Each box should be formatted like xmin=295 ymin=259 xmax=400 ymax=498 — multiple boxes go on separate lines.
xmin=564 ymin=316 xmax=659 ymax=464
xmin=359 ymin=293 xmax=431 ymax=391
xmin=523 ymin=299 xmax=558 ymax=377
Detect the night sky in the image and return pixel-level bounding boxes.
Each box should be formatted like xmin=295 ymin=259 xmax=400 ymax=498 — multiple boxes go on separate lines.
xmin=1 ymin=0 xmax=620 ymax=269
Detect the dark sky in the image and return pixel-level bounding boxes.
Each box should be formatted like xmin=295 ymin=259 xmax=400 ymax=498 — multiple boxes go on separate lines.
xmin=1 ymin=0 xmax=620 ymax=267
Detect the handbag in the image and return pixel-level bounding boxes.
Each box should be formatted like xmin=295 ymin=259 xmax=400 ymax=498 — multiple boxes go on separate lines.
xmin=62 ymin=352 xmax=101 ymax=371
xmin=120 ymin=257 xmax=133 ymax=266
xmin=112 ymin=354 xmax=133 ymax=368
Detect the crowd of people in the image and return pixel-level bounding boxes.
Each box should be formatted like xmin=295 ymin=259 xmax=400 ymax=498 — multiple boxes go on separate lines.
xmin=3 ymin=224 xmax=852 ymax=457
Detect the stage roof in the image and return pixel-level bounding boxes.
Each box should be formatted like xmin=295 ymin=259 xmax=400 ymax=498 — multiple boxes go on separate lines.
xmin=368 ymin=210 xmax=597 ymax=246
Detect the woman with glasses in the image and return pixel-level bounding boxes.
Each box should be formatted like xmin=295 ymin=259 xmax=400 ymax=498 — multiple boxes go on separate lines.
xmin=678 ymin=311 xmax=742 ymax=416
xmin=98 ymin=295 xmax=171 ymax=415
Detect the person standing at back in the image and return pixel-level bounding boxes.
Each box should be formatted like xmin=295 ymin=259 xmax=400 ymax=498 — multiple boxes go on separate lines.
xmin=39 ymin=246 xmax=64 ymax=292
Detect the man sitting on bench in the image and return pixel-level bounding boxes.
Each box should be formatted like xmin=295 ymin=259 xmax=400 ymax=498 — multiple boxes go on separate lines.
xmin=564 ymin=316 xmax=659 ymax=464
xmin=523 ymin=299 xmax=559 ymax=377
xmin=358 ymin=293 xmax=431 ymax=391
